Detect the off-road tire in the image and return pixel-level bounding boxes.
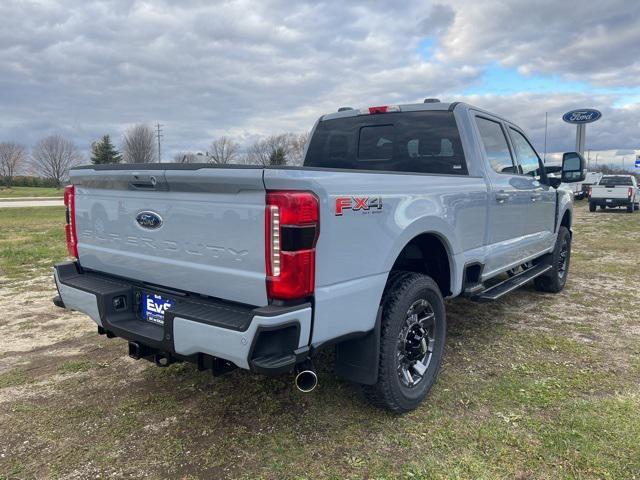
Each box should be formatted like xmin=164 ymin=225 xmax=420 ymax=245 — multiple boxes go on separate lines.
xmin=627 ymin=204 xmax=634 ymax=213
xmin=364 ymin=272 xmax=446 ymax=413
xmin=589 ymin=203 xmax=596 ymax=212
xmin=534 ymin=226 xmax=571 ymax=293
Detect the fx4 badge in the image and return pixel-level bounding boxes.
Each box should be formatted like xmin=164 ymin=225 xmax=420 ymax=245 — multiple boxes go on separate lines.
xmin=335 ymin=196 xmax=383 ymax=216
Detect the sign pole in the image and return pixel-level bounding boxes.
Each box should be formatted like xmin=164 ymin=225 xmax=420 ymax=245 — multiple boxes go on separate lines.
xmin=575 ymin=124 xmax=586 ymax=155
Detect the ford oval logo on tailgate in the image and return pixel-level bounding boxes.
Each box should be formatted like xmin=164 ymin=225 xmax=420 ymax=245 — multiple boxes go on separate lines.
xmin=136 ymin=211 xmax=163 ymax=229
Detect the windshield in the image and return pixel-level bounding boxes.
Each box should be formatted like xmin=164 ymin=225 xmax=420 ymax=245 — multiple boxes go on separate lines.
xmin=304 ymin=111 xmax=468 ymax=175
xmin=599 ymin=176 xmax=633 ymax=186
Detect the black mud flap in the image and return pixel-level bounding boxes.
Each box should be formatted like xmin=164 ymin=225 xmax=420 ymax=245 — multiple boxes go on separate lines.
xmin=334 ymin=307 xmax=381 ymax=385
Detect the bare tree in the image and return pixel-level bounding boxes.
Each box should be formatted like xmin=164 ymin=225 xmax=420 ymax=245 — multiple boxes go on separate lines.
xmin=173 ymin=152 xmax=190 ymax=163
xmin=173 ymin=152 xmax=210 ymax=163
xmin=246 ymin=134 xmax=292 ymax=166
xmin=288 ymin=132 xmax=310 ymax=166
xmin=0 ymin=142 xmax=27 ymax=186
xmin=245 ymin=139 xmax=270 ymax=166
xmin=209 ymin=136 xmax=240 ymax=164
xmin=122 ymin=124 xmax=157 ymax=164
xmin=31 ymin=135 xmax=83 ymax=187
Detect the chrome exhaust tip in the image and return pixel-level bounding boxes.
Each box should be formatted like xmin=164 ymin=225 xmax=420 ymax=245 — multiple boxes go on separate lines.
xmin=294 ymin=362 xmax=318 ymax=393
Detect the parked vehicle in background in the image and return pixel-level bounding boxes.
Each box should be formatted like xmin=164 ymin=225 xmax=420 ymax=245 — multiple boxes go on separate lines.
xmin=560 ymin=179 xmax=585 ymax=200
xmin=580 ymin=171 xmax=603 ymax=198
xmin=588 ymin=175 xmax=638 ymax=213
xmin=551 ymin=171 xmax=599 ymax=200
xmin=52 ymin=100 xmax=586 ymax=412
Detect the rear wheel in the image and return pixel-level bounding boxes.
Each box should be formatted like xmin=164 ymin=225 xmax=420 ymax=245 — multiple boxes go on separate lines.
xmin=627 ymin=204 xmax=634 ymax=213
xmin=589 ymin=203 xmax=596 ymax=212
xmin=365 ymin=272 xmax=446 ymax=412
xmin=600 ymin=205 xmax=606 ymax=210
xmin=534 ymin=226 xmax=571 ymax=293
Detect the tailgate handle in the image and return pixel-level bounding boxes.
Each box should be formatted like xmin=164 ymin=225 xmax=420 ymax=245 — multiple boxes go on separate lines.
xmin=129 ymin=176 xmax=159 ymax=190
xmin=130 ymin=181 xmax=156 ymax=190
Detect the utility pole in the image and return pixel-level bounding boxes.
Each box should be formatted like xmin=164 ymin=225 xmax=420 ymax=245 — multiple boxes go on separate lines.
xmin=155 ymin=122 xmax=163 ymax=163
xmin=543 ymin=112 xmax=548 ymax=163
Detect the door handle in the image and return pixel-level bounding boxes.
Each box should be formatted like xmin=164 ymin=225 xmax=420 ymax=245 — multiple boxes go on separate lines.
xmin=495 ymin=191 xmax=509 ymax=203
xmin=530 ymin=193 xmax=542 ymax=202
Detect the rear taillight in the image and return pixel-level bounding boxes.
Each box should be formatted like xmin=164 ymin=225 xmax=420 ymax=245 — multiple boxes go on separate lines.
xmin=629 ymin=187 xmax=634 ymax=198
xmin=64 ymin=185 xmax=78 ymax=258
xmin=588 ymin=186 xmax=592 ymax=198
xmin=265 ymin=191 xmax=319 ymax=301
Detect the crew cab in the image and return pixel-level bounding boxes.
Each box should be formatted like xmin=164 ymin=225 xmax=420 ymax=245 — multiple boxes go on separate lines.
xmin=588 ymin=175 xmax=638 ymax=213
xmin=53 ymin=100 xmax=585 ymax=412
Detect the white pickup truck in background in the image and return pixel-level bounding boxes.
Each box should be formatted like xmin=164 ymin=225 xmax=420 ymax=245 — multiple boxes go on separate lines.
xmin=555 ymin=171 xmax=600 ymax=201
xmin=589 ymin=175 xmax=639 ymax=213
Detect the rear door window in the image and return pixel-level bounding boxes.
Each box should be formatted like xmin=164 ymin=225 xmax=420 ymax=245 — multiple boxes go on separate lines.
xmin=474 ymin=117 xmax=517 ymax=174
xmin=305 ymin=111 xmax=468 ymax=175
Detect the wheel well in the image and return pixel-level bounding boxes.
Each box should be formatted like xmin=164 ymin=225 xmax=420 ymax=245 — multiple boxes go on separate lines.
xmin=390 ymin=233 xmax=451 ymax=296
xmin=560 ymin=210 xmax=571 ymax=230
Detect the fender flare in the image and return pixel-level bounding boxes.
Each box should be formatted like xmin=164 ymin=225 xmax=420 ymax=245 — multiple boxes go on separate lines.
xmin=335 ymin=219 xmax=458 ymax=385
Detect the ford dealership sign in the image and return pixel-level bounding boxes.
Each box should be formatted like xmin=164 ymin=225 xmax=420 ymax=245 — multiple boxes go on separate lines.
xmin=562 ymin=109 xmax=602 ymax=124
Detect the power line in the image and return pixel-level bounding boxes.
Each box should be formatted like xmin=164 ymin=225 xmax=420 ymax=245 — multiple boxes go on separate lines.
xmin=155 ymin=122 xmax=163 ymax=163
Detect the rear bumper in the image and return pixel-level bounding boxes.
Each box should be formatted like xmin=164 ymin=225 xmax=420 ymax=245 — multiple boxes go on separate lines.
xmin=53 ymin=262 xmax=311 ymax=374
xmin=590 ymin=198 xmax=632 ymax=207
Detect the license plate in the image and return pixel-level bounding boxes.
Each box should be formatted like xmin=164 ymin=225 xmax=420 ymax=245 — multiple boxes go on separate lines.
xmin=606 ymin=198 xmax=613 ymax=202
xmin=141 ymin=293 xmax=175 ymax=325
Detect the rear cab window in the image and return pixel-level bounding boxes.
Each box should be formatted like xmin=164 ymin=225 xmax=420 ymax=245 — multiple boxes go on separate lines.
xmin=599 ymin=176 xmax=633 ymax=186
xmin=304 ymin=111 xmax=468 ymax=175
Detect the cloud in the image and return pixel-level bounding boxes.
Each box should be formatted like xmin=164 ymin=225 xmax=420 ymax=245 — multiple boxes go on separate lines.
xmin=419 ymin=4 xmax=456 ymax=37
xmin=0 ymin=0 xmax=638 ymax=160
xmin=436 ymin=0 xmax=640 ymax=87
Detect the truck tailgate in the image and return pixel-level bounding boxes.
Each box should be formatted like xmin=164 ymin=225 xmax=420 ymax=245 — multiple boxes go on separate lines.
xmin=591 ymin=186 xmax=629 ymax=199
xmin=70 ymin=167 xmax=267 ymax=306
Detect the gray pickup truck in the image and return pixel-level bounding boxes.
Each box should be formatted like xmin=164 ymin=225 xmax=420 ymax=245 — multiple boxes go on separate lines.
xmin=53 ymin=100 xmax=586 ymax=412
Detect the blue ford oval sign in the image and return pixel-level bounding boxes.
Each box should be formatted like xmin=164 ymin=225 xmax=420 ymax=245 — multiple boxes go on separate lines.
xmin=136 ymin=211 xmax=163 ymax=229
xmin=562 ymin=109 xmax=602 ymax=124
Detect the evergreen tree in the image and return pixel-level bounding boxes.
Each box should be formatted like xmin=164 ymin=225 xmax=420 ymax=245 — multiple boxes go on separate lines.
xmin=91 ymin=135 xmax=123 ymax=164
xmin=269 ymin=147 xmax=287 ymax=166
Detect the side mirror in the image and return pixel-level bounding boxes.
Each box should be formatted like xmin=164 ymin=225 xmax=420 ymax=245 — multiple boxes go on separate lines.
xmin=548 ymin=177 xmax=562 ymax=188
xmin=561 ymin=152 xmax=586 ymax=183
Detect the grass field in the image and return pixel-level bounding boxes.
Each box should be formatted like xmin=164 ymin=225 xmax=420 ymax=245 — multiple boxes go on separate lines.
xmin=0 ymin=186 xmax=63 ymax=198
xmin=1 ymin=203 xmax=639 ymax=479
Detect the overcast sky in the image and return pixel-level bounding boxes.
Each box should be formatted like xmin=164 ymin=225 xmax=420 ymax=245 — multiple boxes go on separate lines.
xmin=1 ymin=0 xmax=639 ymax=167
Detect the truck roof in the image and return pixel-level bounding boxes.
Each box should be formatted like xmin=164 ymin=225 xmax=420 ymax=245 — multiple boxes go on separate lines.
xmin=321 ymin=101 xmax=511 ymax=124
